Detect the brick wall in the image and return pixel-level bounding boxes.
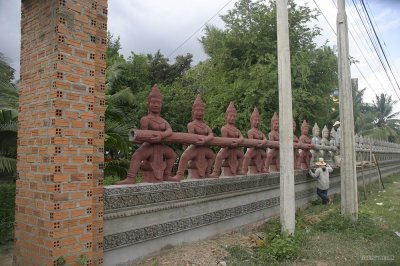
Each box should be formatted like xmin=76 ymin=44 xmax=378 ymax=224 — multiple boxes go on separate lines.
xmin=15 ymin=0 xmax=107 ymax=265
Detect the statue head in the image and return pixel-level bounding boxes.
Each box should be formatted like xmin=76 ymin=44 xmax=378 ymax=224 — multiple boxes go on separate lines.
xmin=322 ymin=125 xmax=329 ymax=139
xmin=250 ymin=107 xmax=260 ymax=128
xmin=312 ymin=123 xmax=320 ymax=138
xmin=270 ymin=112 xmax=279 ymax=132
xmin=192 ymin=94 xmax=205 ymax=120
xmin=301 ymin=120 xmax=309 ymax=135
xmin=225 ymin=102 xmax=236 ymax=125
xmin=147 ymin=84 xmax=163 ymax=114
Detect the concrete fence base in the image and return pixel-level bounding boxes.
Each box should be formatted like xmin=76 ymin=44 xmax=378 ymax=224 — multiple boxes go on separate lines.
xmin=103 ymin=159 xmax=400 ymax=265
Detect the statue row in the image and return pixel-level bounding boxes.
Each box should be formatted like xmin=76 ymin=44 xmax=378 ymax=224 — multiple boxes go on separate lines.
xmin=117 ymin=85 xmax=319 ymax=185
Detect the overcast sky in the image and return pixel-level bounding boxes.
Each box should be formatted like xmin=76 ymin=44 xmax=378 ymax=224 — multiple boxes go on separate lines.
xmin=1 ymin=0 xmax=400 ymax=110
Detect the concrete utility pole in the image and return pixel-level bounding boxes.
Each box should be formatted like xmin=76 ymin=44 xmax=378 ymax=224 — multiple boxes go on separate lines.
xmin=276 ymin=0 xmax=295 ymax=234
xmin=337 ymin=0 xmax=358 ymax=220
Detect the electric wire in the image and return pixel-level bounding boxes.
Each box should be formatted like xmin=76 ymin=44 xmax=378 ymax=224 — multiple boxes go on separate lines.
xmin=313 ymin=0 xmax=377 ymax=93
xmin=359 ymin=0 xmax=400 ymax=96
xmin=351 ymin=0 xmax=400 ymax=99
xmin=365 ymin=0 xmax=400 ymax=81
xmin=167 ymin=0 xmax=235 ymax=59
xmin=343 ymin=0 xmax=389 ymax=93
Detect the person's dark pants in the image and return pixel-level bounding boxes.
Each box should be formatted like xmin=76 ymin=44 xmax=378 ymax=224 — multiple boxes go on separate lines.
xmin=317 ymin=188 xmax=329 ymax=205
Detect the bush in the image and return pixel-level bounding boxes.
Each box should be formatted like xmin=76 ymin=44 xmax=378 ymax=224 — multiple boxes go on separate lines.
xmin=258 ymin=233 xmax=298 ymax=262
xmin=0 ymin=183 xmax=16 ymax=244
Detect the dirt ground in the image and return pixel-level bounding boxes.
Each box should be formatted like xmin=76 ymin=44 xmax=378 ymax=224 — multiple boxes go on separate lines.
xmin=134 ymin=228 xmax=262 ymax=266
xmin=0 ymin=228 xmax=261 ymax=266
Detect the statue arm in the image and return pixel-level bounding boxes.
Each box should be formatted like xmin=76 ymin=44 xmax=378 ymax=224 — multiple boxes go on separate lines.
xmin=140 ymin=116 xmax=149 ymax=130
xmin=204 ymin=126 xmax=214 ymax=143
xmin=161 ymin=121 xmax=173 ymax=139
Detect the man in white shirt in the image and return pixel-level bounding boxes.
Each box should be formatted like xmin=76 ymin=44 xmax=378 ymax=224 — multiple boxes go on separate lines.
xmin=309 ymin=158 xmax=333 ymax=205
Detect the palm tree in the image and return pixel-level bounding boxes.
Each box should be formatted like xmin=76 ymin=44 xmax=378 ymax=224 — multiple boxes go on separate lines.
xmin=365 ymin=93 xmax=400 ymax=141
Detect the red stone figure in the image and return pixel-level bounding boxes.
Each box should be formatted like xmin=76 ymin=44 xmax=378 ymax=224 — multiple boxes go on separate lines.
xmin=264 ymin=112 xmax=280 ymax=172
xmin=299 ymin=120 xmax=312 ymax=170
xmin=173 ymin=95 xmax=215 ymax=180
xmin=210 ymin=102 xmax=245 ymax=177
xmin=293 ymin=120 xmax=300 ymax=169
xmin=242 ymin=107 xmax=267 ymax=174
xmin=117 ymin=85 xmax=177 ymax=184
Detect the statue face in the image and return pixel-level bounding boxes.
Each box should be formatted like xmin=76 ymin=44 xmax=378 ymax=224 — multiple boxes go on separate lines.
xmin=302 ymin=125 xmax=308 ymax=135
xmin=149 ymin=98 xmax=162 ymax=113
xmin=193 ymin=107 xmax=204 ymax=120
xmin=323 ymin=130 xmax=328 ymax=138
xmin=252 ymin=117 xmax=260 ymax=128
xmin=314 ymin=128 xmax=320 ymax=137
xmin=227 ymin=113 xmax=236 ymax=125
xmin=272 ymin=120 xmax=279 ymax=131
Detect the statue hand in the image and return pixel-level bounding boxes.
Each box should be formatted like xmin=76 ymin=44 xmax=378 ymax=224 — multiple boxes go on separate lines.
xmin=257 ymin=141 xmax=264 ymax=148
xmin=149 ymin=132 xmax=162 ymax=143
xmin=195 ymin=136 xmax=206 ymax=145
xmin=230 ymin=141 xmax=238 ymax=147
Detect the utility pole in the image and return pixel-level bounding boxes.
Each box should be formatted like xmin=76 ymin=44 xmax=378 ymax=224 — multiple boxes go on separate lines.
xmin=276 ymin=0 xmax=295 ymax=234
xmin=337 ymin=0 xmax=358 ymax=220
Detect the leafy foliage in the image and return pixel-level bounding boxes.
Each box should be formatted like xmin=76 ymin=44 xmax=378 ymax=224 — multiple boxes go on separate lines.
xmin=0 ymin=183 xmax=16 ymax=243
xmin=183 ymin=0 xmax=338 ymax=133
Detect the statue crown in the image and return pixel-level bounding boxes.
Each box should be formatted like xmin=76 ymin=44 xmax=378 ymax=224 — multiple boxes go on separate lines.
xmin=250 ymin=107 xmax=260 ymax=121
xmin=225 ymin=102 xmax=236 ymax=115
xmin=148 ymin=84 xmax=162 ymax=101
xmin=192 ymin=94 xmax=205 ymax=109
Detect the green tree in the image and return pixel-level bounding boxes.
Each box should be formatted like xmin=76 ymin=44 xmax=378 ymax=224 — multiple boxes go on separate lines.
xmin=184 ymin=0 xmax=337 ymax=134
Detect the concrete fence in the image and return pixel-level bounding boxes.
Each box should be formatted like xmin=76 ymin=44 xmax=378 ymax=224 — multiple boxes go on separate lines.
xmin=103 ymin=150 xmax=400 ymax=265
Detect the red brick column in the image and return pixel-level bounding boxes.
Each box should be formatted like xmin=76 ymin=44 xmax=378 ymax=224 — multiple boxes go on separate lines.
xmin=15 ymin=0 xmax=107 ymax=265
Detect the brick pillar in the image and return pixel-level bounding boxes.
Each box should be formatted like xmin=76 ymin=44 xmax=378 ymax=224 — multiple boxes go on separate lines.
xmin=15 ymin=0 xmax=107 ymax=265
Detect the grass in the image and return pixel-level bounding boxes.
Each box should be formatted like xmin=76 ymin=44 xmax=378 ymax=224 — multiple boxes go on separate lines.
xmin=225 ymin=174 xmax=400 ymax=265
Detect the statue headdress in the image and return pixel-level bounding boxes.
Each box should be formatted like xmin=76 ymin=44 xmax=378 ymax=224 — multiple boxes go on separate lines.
xmin=270 ymin=112 xmax=278 ymax=129
xmin=192 ymin=94 xmax=205 ymax=109
xmin=225 ymin=102 xmax=236 ymax=119
xmin=250 ymin=107 xmax=260 ymax=123
xmin=148 ymin=84 xmax=162 ymax=102
xmin=322 ymin=125 xmax=329 ymax=137
xmin=301 ymin=120 xmax=309 ymax=132
xmin=312 ymin=123 xmax=320 ymax=136
xmin=192 ymin=95 xmax=205 ymax=119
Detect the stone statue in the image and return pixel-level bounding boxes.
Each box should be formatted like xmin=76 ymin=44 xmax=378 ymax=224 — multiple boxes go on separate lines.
xmin=321 ymin=125 xmax=330 ymax=146
xmin=173 ymin=95 xmax=215 ymax=180
xmin=321 ymin=125 xmax=331 ymax=162
xmin=242 ymin=107 xmax=267 ymax=174
xmin=311 ymin=123 xmax=321 ymax=145
xmin=117 ymin=85 xmax=177 ymax=184
xmin=299 ymin=120 xmax=312 ymax=169
xmin=210 ymin=102 xmax=245 ymax=177
xmin=293 ymin=120 xmax=300 ymax=169
xmin=264 ymin=112 xmax=280 ymax=172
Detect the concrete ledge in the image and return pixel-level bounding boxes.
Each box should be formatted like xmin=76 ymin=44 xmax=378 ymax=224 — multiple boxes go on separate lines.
xmin=104 ymin=159 xmax=400 ymax=265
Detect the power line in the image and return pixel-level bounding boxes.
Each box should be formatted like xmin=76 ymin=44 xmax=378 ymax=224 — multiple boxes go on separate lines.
xmin=167 ymin=0 xmax=235 ymax=59
xmin=313 ymin=0 xmax=379 ymax=93
xmin=348 ymin=0 xmax=400 ymax=100
xmin=359 ymin=0 xmax=400 ymax=95
xmin=365 ymin=0 xmax=400 ymax=81
xmin=343 ymin=0 xmax=389 ymax=94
